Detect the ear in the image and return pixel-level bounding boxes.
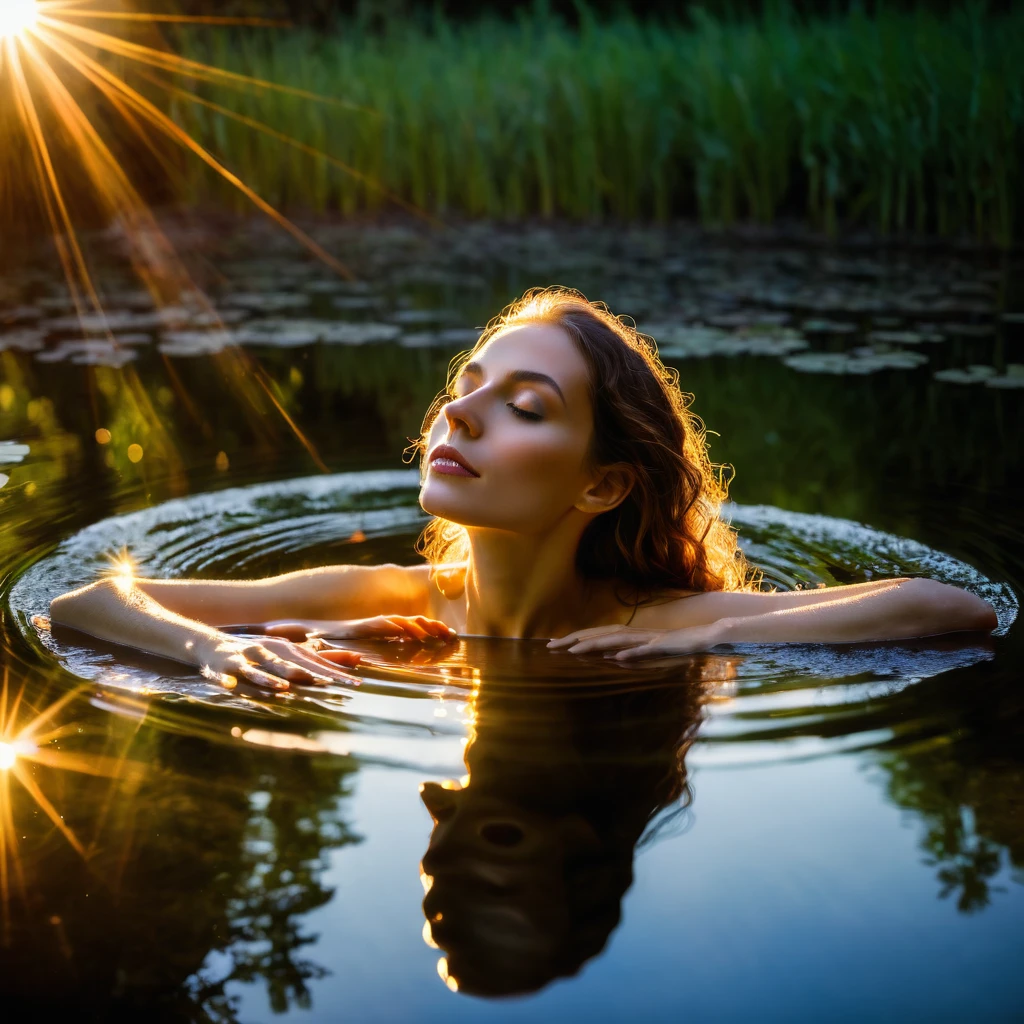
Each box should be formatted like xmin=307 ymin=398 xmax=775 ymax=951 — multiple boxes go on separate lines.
xmin=575 ymin=463 xmax=635 ymax=516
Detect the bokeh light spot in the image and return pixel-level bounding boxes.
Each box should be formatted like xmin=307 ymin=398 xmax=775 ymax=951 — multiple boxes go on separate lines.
xmin=127 ymin=443 xmax=143 ymax=463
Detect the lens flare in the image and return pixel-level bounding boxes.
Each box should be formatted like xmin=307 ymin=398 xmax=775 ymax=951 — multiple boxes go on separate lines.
xmin=0 ymin=2 xmax=430 ymax=469
xmin=0 ymin=0 xmax=38 ymax=41
xmin=0 ymin=670 xmax=141 ymax=936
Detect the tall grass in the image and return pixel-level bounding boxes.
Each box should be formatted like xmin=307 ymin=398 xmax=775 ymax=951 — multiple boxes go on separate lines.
xmin=172 ymin=4 xmax=1024 ymax=244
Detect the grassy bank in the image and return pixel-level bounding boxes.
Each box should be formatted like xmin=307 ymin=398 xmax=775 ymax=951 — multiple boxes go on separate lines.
xmin=172 ymin=5 xmax=1024 ymax=244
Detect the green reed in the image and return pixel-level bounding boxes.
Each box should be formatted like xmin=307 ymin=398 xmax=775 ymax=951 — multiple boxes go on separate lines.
xmin=171 ymin=4 xmax=1024 ymax=244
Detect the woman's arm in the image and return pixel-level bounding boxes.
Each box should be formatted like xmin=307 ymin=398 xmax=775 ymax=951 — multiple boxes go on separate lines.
xmin=551 ymin=578 xmax=998 ymax=657
xmin=128 ymin=563 xmax=430 ymax=625
xmin=699 ymin=578 xmax=997 ymax=645
xmin=50 ymin=577 xmax=363 ymax=689
xmin=49 ymin=563 xmax=438 ymax=688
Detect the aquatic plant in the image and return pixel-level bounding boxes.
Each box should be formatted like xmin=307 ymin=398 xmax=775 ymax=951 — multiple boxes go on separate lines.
xmin=172 ymin=3 xmax=1024 ymax=243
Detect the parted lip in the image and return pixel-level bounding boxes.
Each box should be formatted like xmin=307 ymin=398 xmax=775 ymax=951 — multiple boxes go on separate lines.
xmin=428 ymin=443 xmax=479 ymax=476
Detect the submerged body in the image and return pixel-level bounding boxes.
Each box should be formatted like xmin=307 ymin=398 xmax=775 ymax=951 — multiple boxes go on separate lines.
xmin=50 ymin=289 xmax=998 ymax=688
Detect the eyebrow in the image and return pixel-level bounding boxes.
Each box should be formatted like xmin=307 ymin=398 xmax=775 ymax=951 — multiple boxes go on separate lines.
xmin=460 ymin=361 xmax=567 ymax=406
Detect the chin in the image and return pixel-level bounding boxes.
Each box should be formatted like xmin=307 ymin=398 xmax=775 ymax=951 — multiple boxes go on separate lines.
xmin=419 ymin=482 xmax=504 ymax=530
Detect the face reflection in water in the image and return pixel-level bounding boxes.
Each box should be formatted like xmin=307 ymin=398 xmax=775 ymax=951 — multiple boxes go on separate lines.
xmin=416 ymin=643 xmax=737 ymax=997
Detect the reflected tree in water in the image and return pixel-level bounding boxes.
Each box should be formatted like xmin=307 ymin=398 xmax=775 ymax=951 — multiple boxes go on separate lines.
xmin=1 ymin=704 xmax=361 ymax=1020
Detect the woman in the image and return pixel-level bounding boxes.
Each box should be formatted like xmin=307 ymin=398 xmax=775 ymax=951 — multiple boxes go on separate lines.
xmin=50 ymin=287 xmax=998 ymax=690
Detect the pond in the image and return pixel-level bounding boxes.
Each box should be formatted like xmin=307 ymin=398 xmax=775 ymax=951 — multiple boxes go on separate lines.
xmin=1 ymin=217 xmax=1022 ymax=1019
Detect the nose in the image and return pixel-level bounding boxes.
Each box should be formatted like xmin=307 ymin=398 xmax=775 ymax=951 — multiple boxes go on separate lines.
xmin=442 ymin=391 xmax=482 ymax=438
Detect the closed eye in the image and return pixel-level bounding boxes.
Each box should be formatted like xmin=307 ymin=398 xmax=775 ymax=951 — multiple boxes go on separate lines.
xmin=507 ymin=402 xmax=542 ymax=421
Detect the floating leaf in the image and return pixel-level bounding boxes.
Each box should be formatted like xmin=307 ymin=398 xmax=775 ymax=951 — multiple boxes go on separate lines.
xmin=0 ymin=329 xmax=45 ymax=353
xmin=0 ymin=441 xmax=30 ymax=464
xmin=933 ymin=365 xmax=997 ymax=384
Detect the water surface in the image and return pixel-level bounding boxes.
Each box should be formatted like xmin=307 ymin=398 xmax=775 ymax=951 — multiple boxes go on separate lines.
xmin=1 ymin=219 xmax=1022 ymax=1020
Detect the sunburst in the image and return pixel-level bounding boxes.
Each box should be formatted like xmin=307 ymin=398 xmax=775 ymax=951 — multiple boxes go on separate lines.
xmin=0 ymin=2 xmax=419 ymax=466
xmin=0 ymin=668 xmax=141 ymax=940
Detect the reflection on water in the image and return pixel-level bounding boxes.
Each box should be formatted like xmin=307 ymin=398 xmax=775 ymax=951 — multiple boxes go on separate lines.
xmin=1 ymin=220 xmax=1023 ymax=1017
xmin=420 ymin=649 xmax=725 ymax=997
xmin=0 ymin=688 xmax=360 ymax=1015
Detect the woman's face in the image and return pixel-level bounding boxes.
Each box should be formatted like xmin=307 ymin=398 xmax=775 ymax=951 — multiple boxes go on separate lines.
xmin=419 ymin=324 xmax=597 ymax=534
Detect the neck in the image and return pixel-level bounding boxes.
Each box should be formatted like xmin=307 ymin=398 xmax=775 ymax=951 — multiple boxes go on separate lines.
xmin=460 ymin=518 xmax=603 ymax=639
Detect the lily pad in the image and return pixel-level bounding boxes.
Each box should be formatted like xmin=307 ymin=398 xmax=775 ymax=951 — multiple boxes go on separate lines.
xmin=45 ymin=309 xmax=188 ymax=334
xmin=159 ymin=331 xmax=235 ymax=356
xmin=785 ymin=347 xmax=927 ymax=375
xmin=648 ymin=324 xmax=808 ymax=359
xmin=232 ymin=322 xmax=322 ymax=347
xmin=867 ymin=330 xmax=942 ymax=346
xmin=0 ymin=329 xmax=45 ymax=352
xmin=985 ymin=364 xmax=1024 ymax=389
xmin=1 ymin=305 xmax=42 ymax=324
xmin=802 ymin=319 xmax=859 ymax=335
xmin=0 ymin=441 xmax=30 ymax=464
xmin=390 ymin=308 xmax=459 ymax=327
xmin=220 ymin=292 xmax=311 ymax=313
xmin=933 ymin=365 xmax=997 ymax=385
xmin=331 ymin=296 xmax=381 ymax=312
xmin=36 ymin=339 xmax=142 ymax=366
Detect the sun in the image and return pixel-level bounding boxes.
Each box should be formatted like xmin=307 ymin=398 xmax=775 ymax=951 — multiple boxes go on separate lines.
xmin=0 ymin=0 xmax=38 ymax=41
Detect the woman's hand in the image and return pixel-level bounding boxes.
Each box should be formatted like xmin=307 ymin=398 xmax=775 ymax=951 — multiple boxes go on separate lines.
xmin=547 ymin=622 xmax=728 ymax=660
xmin=192 ymin=633 xmax=363 ymax=692
xmin=223 ymin=615 xmax=458 ymax=644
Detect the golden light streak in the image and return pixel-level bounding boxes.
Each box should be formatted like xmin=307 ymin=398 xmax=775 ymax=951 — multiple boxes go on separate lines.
xmin=144 ymin=69 xmax=443 ymax=227
xmin=1 ymin=1 xmax=432 ymax=471
xmin=32 ymin=24 xmax=354 ymax=280
xmin=38 ymin=12 xmax=377 ymax=114
xmin=46 ymin=12 xmax=292 ymax=28
xmin=6 ymin=35 xmax=97 ymax=327
xmin=0 ymin=669 xmax=141 ymax=935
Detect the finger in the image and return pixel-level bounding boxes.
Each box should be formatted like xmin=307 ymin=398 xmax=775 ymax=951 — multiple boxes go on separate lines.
xmin=235 ymin=663 xmax=292 ymax=691
xmin=412 ymin=616 xmax=459 ymax=640
xmin=386 ymin=617 xmax=430 ymax=641
xmin=262 ymin=622 xmax=315 ymax=642
xmin=611 ymin=642 xmax=666 ymax=662
xmin=312 ymin=648 xmax=363 ymax=669
xmin=547 ymin=626 xmax=627 ymax=648
xmin=252 ymin=643 xmax=352 ymax=683
xmin=567 ymin=632 xmax=658 ymax=654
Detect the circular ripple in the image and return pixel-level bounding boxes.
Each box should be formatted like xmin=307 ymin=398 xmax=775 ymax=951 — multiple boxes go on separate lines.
xmin=9 ymin=472 xmax=1018 ymax=770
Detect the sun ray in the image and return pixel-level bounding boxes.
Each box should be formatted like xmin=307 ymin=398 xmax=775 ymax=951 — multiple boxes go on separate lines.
xmin=5 ymin=35 xmax=97 ymax=326
xmin=44 ymin=12 xmax=292 ymax=28
xmin=11 ymin=762 xmax=85 ymax=855
xmin=33 ymin=24 xmax=354 ymax=278
xmin=0 ymin=677 xmax=147 ymax=935
xmin=37 ymin=13 xmax=378 ymax=114
xmin=20 ymin=32 xmax=193 ymax=306
xmin=144 ymin=68 xmax=442 ymax=227
xmin=1 ymin=2 xmax=424 ymax=471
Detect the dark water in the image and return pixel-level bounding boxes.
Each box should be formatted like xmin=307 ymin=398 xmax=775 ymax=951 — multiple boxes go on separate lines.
xmin=1 ymin=218 xmax=1023 ymax=1020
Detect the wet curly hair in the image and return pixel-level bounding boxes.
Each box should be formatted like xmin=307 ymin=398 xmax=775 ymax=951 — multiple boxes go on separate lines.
xmin=410 ymin=286 xmax=750 ymax=600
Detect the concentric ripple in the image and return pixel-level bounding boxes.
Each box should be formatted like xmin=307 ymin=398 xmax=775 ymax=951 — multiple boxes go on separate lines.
xmin=9 ymin=471 xmax=1018 ymax=771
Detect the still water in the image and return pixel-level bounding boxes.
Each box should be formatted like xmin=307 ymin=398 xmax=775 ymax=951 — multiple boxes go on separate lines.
xmin=1 ymin=218 xmax=1023 ymax=1020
